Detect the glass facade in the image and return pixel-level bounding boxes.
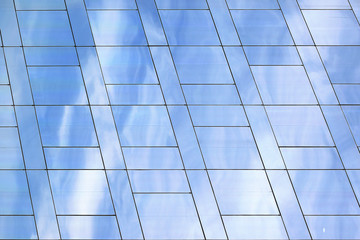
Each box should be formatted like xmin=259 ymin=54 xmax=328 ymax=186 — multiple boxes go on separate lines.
xmin=0 ymin=0 xmax=360 ymax=239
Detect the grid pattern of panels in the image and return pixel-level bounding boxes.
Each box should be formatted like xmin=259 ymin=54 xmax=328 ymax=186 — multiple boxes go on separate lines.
xmin=0 ymin=0 xmax=360 ymax=239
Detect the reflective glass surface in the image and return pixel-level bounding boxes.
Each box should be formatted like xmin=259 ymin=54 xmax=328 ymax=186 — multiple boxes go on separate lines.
xmin=1 ymin=1 xmax=360 ymax=239
xmin=231 ymin=10 xmax=293 ymax=45
xmin=28 ymin=67 xmax=88 ymax=105
xmin=88 ymin=11 xmax=146 ymax=45
xmin=17 ymin=11 xmax=74 ymax=46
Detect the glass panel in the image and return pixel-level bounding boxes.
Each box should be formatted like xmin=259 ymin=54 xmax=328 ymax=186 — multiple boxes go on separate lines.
xmin=15 ymin=0 xmax=65 ymax=10
xmin=17 ymin=11 xmax=74 ymax=46
xmin=58 ymin=216 xmax=120 ymax=239
xmin=171 ymin=46 xmax=233 ymax=84
xmin=227 ymin=0 xmax=279 ymax=9
xmin=318 ymin=46 xmax=360 ymax=84
xmin=36 ymin=106 xmax=98 ymax=147
xmin=97 ymin=47 xmax=158 ymax=84
xmin=189 ymin=106 xmax=248 ymax=126
xmin=266 ymin=106 xmax=334 ymax=146
xmin=49 ymin=170 xmax=114 ymax=215
xmin=306 ymin=216 xmax=360 ymax=239
xmin=0 ymin=49 xmax=8 ymax=84
xmin=251 ymin=66 xmax=317 ymax=104
xmin=112 ymin=106 xmax=176 ymax=146
xmin=135 ymin=194 xmax=204 ymax=239
xmin=334 ymin=85 xmax=360 ymax=104
xmin=84 ymin=0 xmax=136 ymax=9
xmin=107 ymin=171 xmax=143 ymax=239
xmin=342 ymin=106 xmax=360 ymax=146
xmin=0 ymin=85 xmax=13 ymax=105
xmin=45 ymin=148 xmax=103 ymax=169
xmin=0 ymin=171 xmax=32 ymax=214
xmin=107 ymin=85 xmax=164 ymax=105
xmin=129 ymin=170 xmax=189 ymax=192
xmin=231 ymin=10 xmax=293 ymax=45
xmin=123 ymin=147 xmax=183 ymax=169
xmin=182 ymin=85 xmax=240 ymax=104
xmin=0 ymin=106 xmax=16 ymax=126
xmin=289 ymin=170 xmax=359 ymax=214
xmin=303 ymin=10 xmax=360 ymax=45
xmin=0 ymin=128 xmax=23 ymax=169
xmin=244 ymin=46 xmax=302 ymax=65
xmin=298 ymin=0 xmax=350 ymax=9
xmin=88 ymin=11 xmax=146 ymax=45
xmin=28 ymin=67 xmax=88 ymax=105
xmin=281 ymin=148 xmax=343 ymax=169
xmin=24 ymin=47 xmax=78 ymax=66
xmin=155 ymin=0 xmax=207 ymax=9
xmin=209 ymin=170 xmax=278 ymax=214
xmin=196 ymin=127 xmax=263 ymax=169
xmin=223 ymin=216 xmax=287 ymax=239
xmin=0 ymin=216 xmax=37 ymax=239
xmin=160 ymin=10 xmax=220 ymax=45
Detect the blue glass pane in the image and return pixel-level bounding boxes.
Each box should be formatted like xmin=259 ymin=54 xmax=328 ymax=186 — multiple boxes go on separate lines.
xmin=209 ymin=170 xmax=278 ymax=214
xmin=281 ymin=148 xmax=343 ymax=169
xmin=129 ymin=170 xmax=189 ymax=192
xmin=17 ymin=11 xmax=74 ymax=46
xmin=0 ymin=171 xmax=32 ymax=214
xmin=251 ymin=66 xmax=316 ymax=104
xmin=135 ymin=194 xmax=204 ymax=239
xmin=298 ymin=0 xmax=350 ymax=9
xmin=183 ymin=85 xmax=241 ymax=104
xmin=227 ymin=0 xmax=279 ymax=9
xmin=306 ymin=216 xmax=360 ymax=239
xmin=160 ymin=10 xmax=220 ymax=45
xmin=28 ymin=67 xmax=88 ymax=105
xmin=107 ymin=85 xmax=164 ymax=105
xmin=0 ymin=128 xmax=23 ymax=169
xmin=244 ymin=46 xmax=302 ymax=65
xmin=36 ymin=106 xmax=98 ymax=147
xmin=0 ymin=216 xmax=37 ymax=239
xmin=49 ymin=170 xmax=114 ymax=214
xmin=84 ymin=0 xmax=136 ymax=9
xmin=24 ymin=47 xmax=78 ymax=66
xmin=0 ymin=106 xmax=16 ymax=126
xmin=58 ymin=216 xmax=121 ymax=239
xmin=0 ymin=49 xmax=8 ymax=84
xmin=123 ymin=147 xmax=183 ymax=169
xmin=155 ymin=0 xmax=207 ymax=9
xmin=0 ymin=85 xmax=13 ymax=105
xmin=318 ymin=46 xmax=360 ymax=83
xmin=290 ymin=170 xmax=359 ymax=214
xmin=112 ymin=106 xmax=176 ymax=146
xmin=97 ymin=47 xmax=158 ymax=84
xmin=334 ymin=85 xmax=360 ymax=104
xmin=171 ymin=46 xmax=233 ymax=84
xmin=224 ymin=216 xmax=287 ymax=239
xmin=266 ymin=106 xmax=334 ymax=146
xmin=88 ymin=11 xmax=146 ymax=45
xmin=196 ymin=127 xmax=263 ymax=169
xmin=342 ymin=106 xmax=360 ymax=146
xmin=303 ymin=10 xmax=360 ymax=45
xmin=231 ymin=10 xmax=293 ymax=45
xmin=189 ymin=106 xmax=248 ymax=126
xmin=45 ymin=148 xmax=103 ymax=169
xmin=15 ymin=0 xmax=65 ymax=10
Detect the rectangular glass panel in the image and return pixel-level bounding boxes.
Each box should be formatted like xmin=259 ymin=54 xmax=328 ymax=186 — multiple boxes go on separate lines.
xmin=45 ymin=148 xmax=103 ymax=169
xmin=135 ymin=194 xmax=204 ymax=239
xmin=209 ymin=170 xmax=278 ymax=214
xmin=129 ymin=170 xmax=189 ymax=193
xmin=24 ymin=47 xmax=78 ymax=66
xmin=49 ymin=170 xmax=114 ymax=215
xmin=189 ymin=106 xmax=248 ymax=126
xmin=0 ymin=216 xmax=37 ymax=239
xmin=58 ymin=216 xmax=120 ymax=239
xmin=123 ymin=147 xmax=183 ymax=169
xmin=107 ymin=85 xmax=164 ymax=105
